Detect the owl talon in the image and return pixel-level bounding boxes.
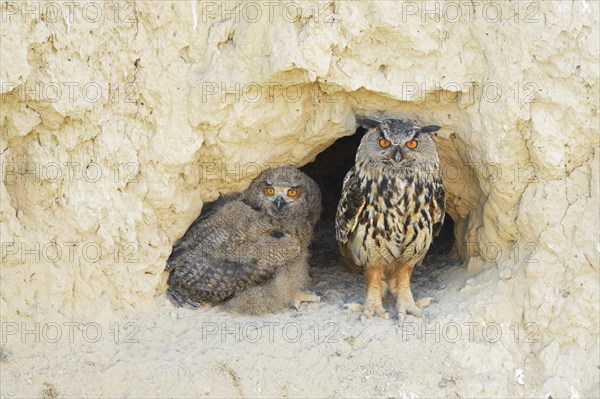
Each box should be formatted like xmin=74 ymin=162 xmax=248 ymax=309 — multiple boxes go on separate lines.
xmin=363 ymin=306 xmax=389 ymax=321
xmin=396 ymin=312 xmax=405 ymax=326
xmin=343 ymin=303 xmax=364 ymax=312
xmin=344 ymin=302 xmax=389 ymax=322
xmin=351 ymin=305 xmax=373 ymax=325
xmin=360 ymin=306 xmax=388 ymax=324
xmin=406 ymin=305 xmax=423 ymax=318
xmin=293 ymin=291 xmax=321 ymax=310
xmin=423 ymin=310 xmax=431 ymax=323
xmin=415 ymin=297 xmax=434 ymax=308
xmin=396 ymin=298 xmax=424 ymax=319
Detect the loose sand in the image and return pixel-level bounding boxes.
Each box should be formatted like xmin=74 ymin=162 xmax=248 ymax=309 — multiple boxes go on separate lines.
xmin=0 ymin=224 xmax=544 ymax=398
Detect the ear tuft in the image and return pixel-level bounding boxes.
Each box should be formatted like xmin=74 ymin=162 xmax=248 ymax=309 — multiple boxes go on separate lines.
xmin=420 ymin=125 xmax=441 ymax=133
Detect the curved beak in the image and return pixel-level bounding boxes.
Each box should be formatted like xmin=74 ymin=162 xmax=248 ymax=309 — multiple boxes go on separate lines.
xmin=393 ymin=148 xmax=402 ymax=162
xmin=274 ymin=195 xmax=285 ymax=210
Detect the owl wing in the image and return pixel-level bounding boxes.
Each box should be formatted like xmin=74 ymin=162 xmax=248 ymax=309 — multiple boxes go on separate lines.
xmin=335 ymin=168 xmax=366 ymax=244
xmin=166 ymin=198 xmax=301 ymax=307
xmin=166 ymin=193 xmax=240 ymax=271
xmin=166 ymin=250 xmax=282 ymax=306
xmin=431 ymin=178 xmax=446 ymax=237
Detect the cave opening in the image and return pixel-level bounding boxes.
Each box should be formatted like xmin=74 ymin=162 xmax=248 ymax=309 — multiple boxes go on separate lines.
xmin=301 ymin=126 xmax=457 ymax=273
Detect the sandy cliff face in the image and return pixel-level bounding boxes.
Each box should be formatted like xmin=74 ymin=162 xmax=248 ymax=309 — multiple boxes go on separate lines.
xmin=1 ymin=1 xmax=598 ymax=396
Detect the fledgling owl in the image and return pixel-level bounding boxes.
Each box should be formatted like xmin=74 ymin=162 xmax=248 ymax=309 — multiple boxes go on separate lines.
xmin=165 ymin=165 xmax=322 ymax=315
xmin=335 ymin=119 xmax=446 ymax=323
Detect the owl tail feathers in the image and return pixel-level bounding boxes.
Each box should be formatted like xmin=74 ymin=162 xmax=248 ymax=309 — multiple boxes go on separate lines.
xmin=165 ymin=287 xmax=205 ymax=309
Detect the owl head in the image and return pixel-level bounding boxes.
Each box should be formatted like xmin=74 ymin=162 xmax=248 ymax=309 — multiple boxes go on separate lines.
xmin=356 ymin=118 xmax=441 ymax=168
xmin=242 ymin=165 xmax=322 ymax=226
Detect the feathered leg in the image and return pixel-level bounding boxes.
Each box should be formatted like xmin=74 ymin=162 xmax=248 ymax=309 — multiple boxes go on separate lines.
xmin=391 ymin=263 xmax=426 ymax=322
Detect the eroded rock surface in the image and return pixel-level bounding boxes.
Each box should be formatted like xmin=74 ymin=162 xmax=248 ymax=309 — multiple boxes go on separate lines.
xmin=1 ymin=1 xmax=598 ymax=396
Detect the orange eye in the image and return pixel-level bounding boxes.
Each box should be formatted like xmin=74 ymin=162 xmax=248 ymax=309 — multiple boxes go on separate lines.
xmin=406 ymin=139 xmax=418 ymax=149
xmin=379 ymin=138 xmax=391 ymax=148
xmin=265 ymin=187 xmax=275 ymax=196
xmin=287 ymin=189 xmax=298 ymax=197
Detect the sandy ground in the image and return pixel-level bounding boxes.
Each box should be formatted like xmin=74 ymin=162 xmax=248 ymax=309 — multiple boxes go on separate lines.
xmin=0 ymin=223 xmax=547 ymax=398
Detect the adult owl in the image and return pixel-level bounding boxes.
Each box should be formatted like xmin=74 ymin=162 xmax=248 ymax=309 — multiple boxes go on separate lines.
xmin=165 ymin=165 xmax=322 ymax=315
xmin=335 ymin=118 xmax=446 ymax=323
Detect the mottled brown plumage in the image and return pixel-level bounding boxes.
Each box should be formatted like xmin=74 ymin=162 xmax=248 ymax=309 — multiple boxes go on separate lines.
xmin=335 ymin=119 xmax=445 ymax=322
xmin=166 ymin=165 xmax=322 ymax=314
